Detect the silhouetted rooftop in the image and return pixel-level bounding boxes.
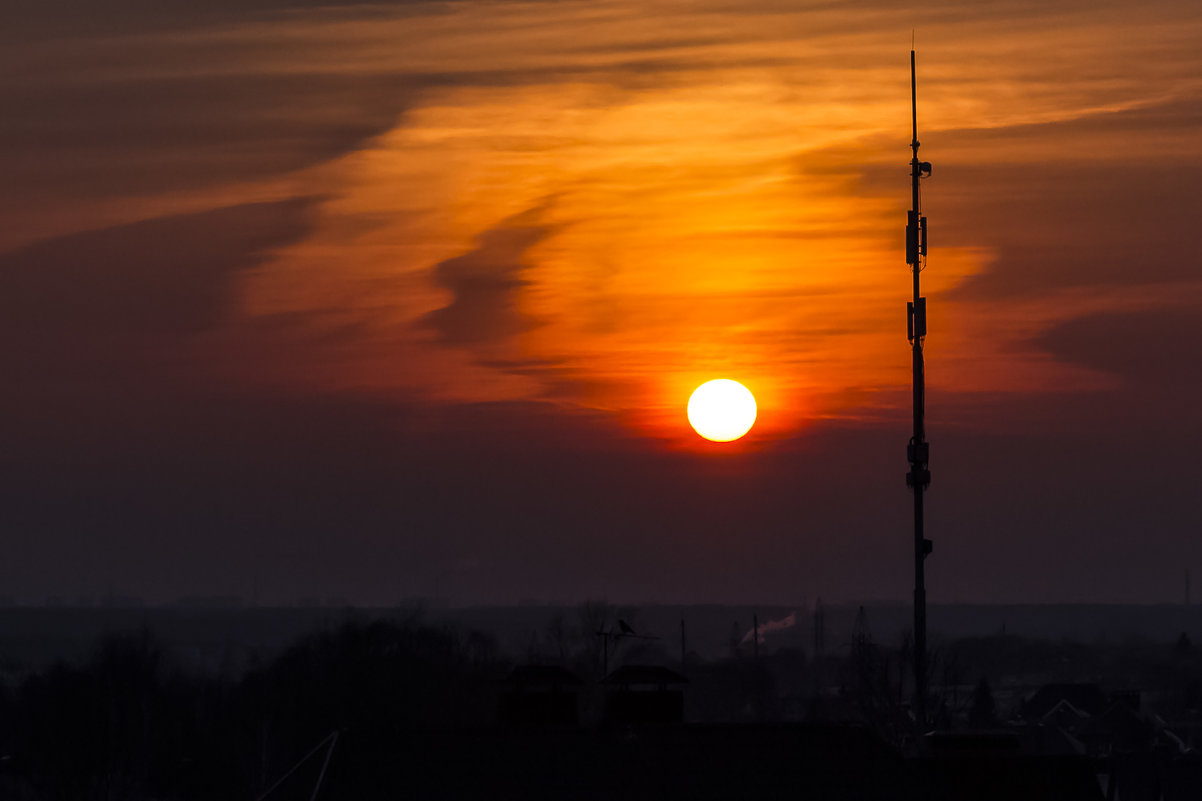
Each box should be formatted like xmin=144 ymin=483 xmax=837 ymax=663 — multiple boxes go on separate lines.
xmin=300 ymin=723 xmax=1108 ymax=800
xmin=1024 ymin=683 xmax=1108 ymax=720
xmin=603 ymin=664 xmax=688 ymax=687
xmin=505 ymin=665 xmax=583 ymax=688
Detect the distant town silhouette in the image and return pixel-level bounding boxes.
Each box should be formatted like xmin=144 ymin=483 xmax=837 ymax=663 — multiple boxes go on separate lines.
xmin=1 ymin=601 xmax=1200 ymax=799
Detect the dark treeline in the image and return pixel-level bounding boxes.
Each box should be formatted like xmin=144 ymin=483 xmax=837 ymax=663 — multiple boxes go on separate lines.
xmin=2 ymin=606 xmax=1202 ymax=799
xmin=1 ymin=617 xmax=503 ymax=800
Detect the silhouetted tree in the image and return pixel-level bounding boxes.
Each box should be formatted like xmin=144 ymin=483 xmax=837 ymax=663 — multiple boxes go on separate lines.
xmin=544 ymin=612 xmax=573 ymax=662
xmin=13 ymin=630 xmax=199 ymax=801
xmin=686 ymin=659 xmax=778 ymax=723
xmin=251 ymin=619 xmax=499 ymax=732
xmin=576 ymin=601 xmax=638 ymax=675
xmin=842 ymin=608 xmax=907 ymax=744
xmin=968 ymin=677 xmax=998 ymax=728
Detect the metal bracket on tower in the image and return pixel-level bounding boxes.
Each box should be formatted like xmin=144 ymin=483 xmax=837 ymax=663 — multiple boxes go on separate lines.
xmin=906 ymin=439 xmax=931 ymax=489
xmin=907 ymin=298 xmax=927 ymax=342
xmin=906 ymin=214 xmax=930 ymax=267
xmin=906 ymin=212 xmax=920 ymax=265
xmin=906 ymin=441 xmax=929 ymax=464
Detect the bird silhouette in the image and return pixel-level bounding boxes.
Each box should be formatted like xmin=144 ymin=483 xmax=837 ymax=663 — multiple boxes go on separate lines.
xmin=617 ymin=619 xmax=636 ymax=636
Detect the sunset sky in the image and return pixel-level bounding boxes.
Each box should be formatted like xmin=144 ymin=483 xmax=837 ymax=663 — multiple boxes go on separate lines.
xmin=3 ymin=0 xmax=1200 ymax=606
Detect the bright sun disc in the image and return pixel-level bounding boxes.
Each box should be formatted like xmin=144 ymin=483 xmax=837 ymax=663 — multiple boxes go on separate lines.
xmin=687 ymin=379 xmax=757 ymax=442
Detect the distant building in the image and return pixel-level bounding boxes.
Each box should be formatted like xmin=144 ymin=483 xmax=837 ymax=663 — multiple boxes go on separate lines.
xmin=499 ymin=665 xmax=582 ymax=726
xmin=1019 ymin=682 xmax=1202 ymax=799
xmin=918 ymin=719 xmax=1101 ymax=800
xmin=1023 ymin=684 xmax=1109 ymax=721
xmin=603 ymin=665 xmax=688 ymax=724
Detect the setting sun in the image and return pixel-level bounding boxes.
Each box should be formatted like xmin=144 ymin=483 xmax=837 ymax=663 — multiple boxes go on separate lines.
xmin=687 ymin=379 xmax=757 ymax=442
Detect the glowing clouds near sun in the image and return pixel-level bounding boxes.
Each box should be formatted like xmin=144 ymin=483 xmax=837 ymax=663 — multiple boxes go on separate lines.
xmin=687 ymin=379 xmax=757 ymax=442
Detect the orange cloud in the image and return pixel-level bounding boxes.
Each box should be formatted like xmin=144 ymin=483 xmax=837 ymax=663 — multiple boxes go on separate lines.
xmin=7 ymin=0 xmax=1200 ymax=446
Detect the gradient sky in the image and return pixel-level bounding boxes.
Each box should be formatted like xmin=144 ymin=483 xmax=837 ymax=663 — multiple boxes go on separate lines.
xmin=3 ymin=0 xmax=1201 ymax=606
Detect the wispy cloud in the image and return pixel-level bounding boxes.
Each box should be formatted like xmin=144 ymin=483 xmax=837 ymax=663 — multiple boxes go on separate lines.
xmin=422 ymin=205 xmax=552 ymax=347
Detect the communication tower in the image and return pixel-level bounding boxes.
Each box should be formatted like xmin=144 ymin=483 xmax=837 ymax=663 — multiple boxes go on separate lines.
xmin=905 ymin=49 xmax=934 ymax=729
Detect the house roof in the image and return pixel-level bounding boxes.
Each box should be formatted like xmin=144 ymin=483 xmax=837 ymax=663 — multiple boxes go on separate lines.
xmin=924 ymin=730 xmax=1022 ymax=755
xmin=1039 ymin=698 xmax=1089 ymax=730
xmin=1024 ymin=684 xmax=1107 ymax=720
xmin=274 ymin=723 xmax=1108 ymax=801
xmin=1077 ymin=702 xmax=1158 ymax=750
xmin=504 ymin=665 xmax=583 ymax=687
xmin=603 ymin=665 xmax=688 ymax=686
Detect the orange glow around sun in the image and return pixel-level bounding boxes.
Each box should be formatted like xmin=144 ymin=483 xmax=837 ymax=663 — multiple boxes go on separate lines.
xmin=688 ymin=379 xmax=757 ymax=442
xmin=223 ymin=0 xmax=1194 ymax=442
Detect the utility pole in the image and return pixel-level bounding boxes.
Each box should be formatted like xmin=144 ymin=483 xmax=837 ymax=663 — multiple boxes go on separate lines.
xmin=813 ymin=598 xmax=825 ymax=700
xmin=680 ymin=617 xmax=687 ymax=666
xmin=905 ymin=48 xmax=934 ymax=730
xmin=598 ymin=629 xmax=611 ymax=675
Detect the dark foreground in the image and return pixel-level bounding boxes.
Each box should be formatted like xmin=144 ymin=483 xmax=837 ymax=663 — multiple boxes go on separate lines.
xmin=3 ymin=612 xmax=1202 ymax=800
xmin=250 ymin=723 xmax=1118 ymax=801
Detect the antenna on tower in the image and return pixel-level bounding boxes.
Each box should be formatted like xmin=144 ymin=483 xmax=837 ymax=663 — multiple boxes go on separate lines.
xmin=905 ymin=47 xmax=934 ymax=731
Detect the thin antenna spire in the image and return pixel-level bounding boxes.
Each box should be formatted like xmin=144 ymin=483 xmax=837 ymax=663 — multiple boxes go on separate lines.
xmin=911 ymin=50 xmax=918 ymax=148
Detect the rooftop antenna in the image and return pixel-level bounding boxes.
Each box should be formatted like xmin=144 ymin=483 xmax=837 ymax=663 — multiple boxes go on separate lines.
xmin=595 ymin=620 xmax=658 ymax=675
xmin=905 ymin=47 xmax=934 ymax=730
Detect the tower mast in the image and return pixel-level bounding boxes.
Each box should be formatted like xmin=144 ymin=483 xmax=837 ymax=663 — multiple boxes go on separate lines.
xmin=905 ymin=49 xmax=933 ymax=730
